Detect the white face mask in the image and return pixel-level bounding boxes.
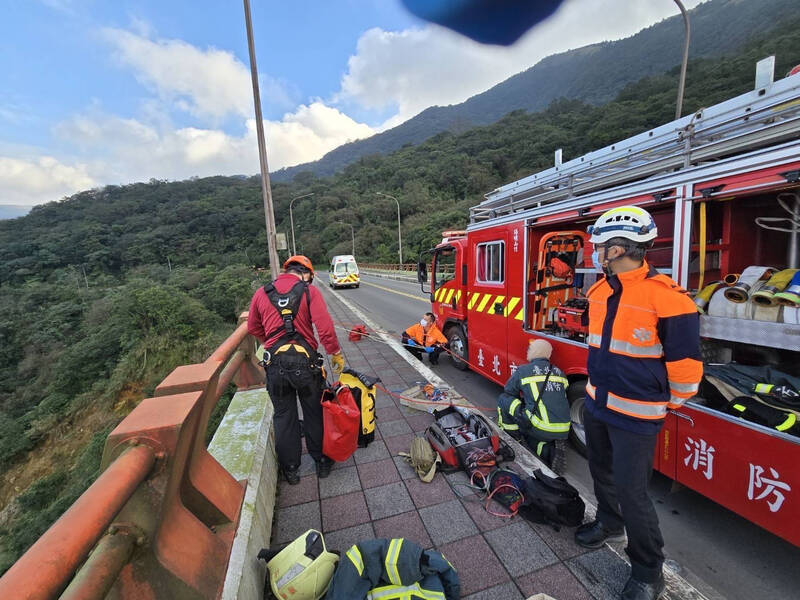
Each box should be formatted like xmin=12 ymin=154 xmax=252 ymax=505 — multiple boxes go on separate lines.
xmin=420 ymin=318 xmax=428 ymax=327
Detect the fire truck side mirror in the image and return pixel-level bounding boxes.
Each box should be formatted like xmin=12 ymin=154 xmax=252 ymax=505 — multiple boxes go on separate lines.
xmin=417 ymin=261 xmax=428 ymax=283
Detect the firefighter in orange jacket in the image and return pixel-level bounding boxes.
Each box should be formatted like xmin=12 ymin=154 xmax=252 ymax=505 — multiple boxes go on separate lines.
xmin=402 ymin=312 xmax=449 ymax=365
xmin=575 ymin=206 xmax=702 ymax=600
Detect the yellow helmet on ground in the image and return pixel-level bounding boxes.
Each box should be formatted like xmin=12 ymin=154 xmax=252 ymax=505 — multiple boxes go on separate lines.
xmin=258 ymin=530 xmax=339 ymax=600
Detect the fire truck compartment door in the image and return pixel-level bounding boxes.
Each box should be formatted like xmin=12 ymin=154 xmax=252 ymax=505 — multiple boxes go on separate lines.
xmin=674 ymin=403 xmax=800 ymax=547
xmin=468 ymin=232 xmax=509 ymax=384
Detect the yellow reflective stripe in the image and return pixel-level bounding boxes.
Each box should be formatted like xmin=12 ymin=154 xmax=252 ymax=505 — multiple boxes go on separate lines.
xmin=536 ymin=441 xmax=547 ymax=456
xmin=777 ymin=413 xmax=796 ymax=432
xmin=434 ymin=288 xmax=442 ymax=301
xmin=455 ymin=290 xmax=461 ymax=303
xmin=384 ymin=538 xmax=403 ymax=586
xmin=476 ymin=294 xmax=492 ymax=312
xmin=508 ymin=398 xmax=522 ymax=416
xmin=498 ymin=411 xmax=519 ymax=430
xmin=609 ymin=339 xmax=664 ymax=357
xmin=493 ymin=296 xmax=505 ymax=313
xmin=504 ymin=297 xmax=520 ymax=317
xmin=368 ymin=583 xmax=445 ymax=600
xmin=733 ymin=403 xmax=746 ymax=412
xmin=530 ymin=413 xmax=571 ymax=433
xmin=514 ymin=306 xmax=524 ymax=321
xmin=669 ymin=381 xmax=699 ymax=394
xmin=755 ymin=383 xmax=774 ymax=394
xmin=445 ymin=288 xmax=455 ymax=303
xmin=520 ymin=376 xmax=542 ymax=400
xmin=346 ymin=545 xmax=364 ymax=576
xmin=468 ymin=292 xmax=480 ymax=309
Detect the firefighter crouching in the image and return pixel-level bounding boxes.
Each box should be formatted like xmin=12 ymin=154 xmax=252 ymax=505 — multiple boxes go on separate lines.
xmin=247 ymin=255 xmax=346 ymax=485
xmin=496 ymin=339 xmax=570 ymax=469
xmin=402 ymin=312 xmax=449 ymax=365
xmin=577 ymin=206 xmax=702 ymax=600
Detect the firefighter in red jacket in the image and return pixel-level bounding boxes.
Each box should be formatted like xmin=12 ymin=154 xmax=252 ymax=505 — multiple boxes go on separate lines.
xmin=576 ymin=206 xmax=702 ymax=600
xmin=247 ymin=255 xmax=345 ymax=484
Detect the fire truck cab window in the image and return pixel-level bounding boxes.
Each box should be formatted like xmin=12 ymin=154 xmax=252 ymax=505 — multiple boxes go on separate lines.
xmin=435 ymin=249 xmax=456 ymax=286
xmin=476 ymin=241 xmax=505 ymax=283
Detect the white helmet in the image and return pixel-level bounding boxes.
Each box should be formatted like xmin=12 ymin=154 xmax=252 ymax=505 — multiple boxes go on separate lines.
xmin=587 ymin=205 xmax=657 ymax=245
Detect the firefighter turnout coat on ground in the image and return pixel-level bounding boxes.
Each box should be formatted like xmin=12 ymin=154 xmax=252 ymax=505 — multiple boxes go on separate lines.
xmin=326 ymin=538 xmax=459 ymax=600
xmin=584 ymin=261 xmax=703 ymax=433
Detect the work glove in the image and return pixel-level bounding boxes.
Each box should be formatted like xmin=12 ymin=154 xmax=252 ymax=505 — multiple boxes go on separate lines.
xmin=331 ymin=351 xmax=345 ymax=375
xmin=424 ymin=346 xmax=435 ymax=354
xmin=406 ymin=339 xmax=418 ymax=347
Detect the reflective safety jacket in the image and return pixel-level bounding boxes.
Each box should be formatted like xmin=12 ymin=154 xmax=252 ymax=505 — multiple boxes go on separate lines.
xmin=404 ymin=323 xmax=448 ymax=347
xmin=497 ymin=358 xmax=570 ymax=441
xmin=585 ymin=261 xmax=703 ymax=434
xmin=326 ymin=538 xmax=459 ymax=600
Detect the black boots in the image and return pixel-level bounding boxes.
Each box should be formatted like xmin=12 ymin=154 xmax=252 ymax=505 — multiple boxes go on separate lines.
xmin=621 ymin=575 xmax=665 ymax=600
xmin=283 ymin=466 xmax=300 ymax=485
xmin=316 ymin=458 xmax=332 ymax=479
xmin=574 ymin=520 xmax=626 ymax=549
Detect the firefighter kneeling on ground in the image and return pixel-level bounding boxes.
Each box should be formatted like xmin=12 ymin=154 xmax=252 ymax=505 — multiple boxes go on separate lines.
xmin=402 ymin=312 xmax=449 ymax=365
xmin=496 ymin=339 xmax=570 ymax=469
xmin=247 ymin=255 xmax=345 ymax=485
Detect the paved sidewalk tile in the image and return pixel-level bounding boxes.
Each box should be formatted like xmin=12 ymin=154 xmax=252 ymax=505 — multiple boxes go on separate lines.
xmin=272 ymin=501 xmax=321 ymax=545
xmin=319 ymin=465 xmax=362 ymax=499
xmin=373 ymin=510 xmax=432 ymax=549
xmin=354 ymin=440 xmax=391 ymax=464
xmin=567 ymin=547 xmax=630 ymax=600
xmin=365 ymin=481 xmax=415 ymax=520
xmin=462 ymin=581 xmax=524 ymax=600
xmin=378 ymin=418 xmax=412 ymax=438
xmin=405 ymin=474 xmax=456 ymax=509
xmin=438 ymin=534 xmax=509 ymax=596
xmin=331 ymin=456 xmax=355 ymax=470
xmin=405 ymin=413 xmax=434 ymax=432
xmin=376 ymin=404 xmax=402 ymax=422
xmin=323 ymin=523 xmax=375 ymax=555
xmin=530 ymin=521 xmax=590 ymax=560
xmin=516 ymin=563 xmax=592 ymax=600
xmin=484 ymin=521 xmax=559 ymax=577
xmin=393 ymin=455 xmax=418 ymax=480
xmin=419 ymin=499 xmax=478 ymax=546
xmin=297 ymin=452 xmax=317 ymax=477
xmin=444 ymin=471 xmax=478 ymax=498
xmin=276 ymin=475 xmax=318 ymax=508
xmin=461 ymin=497 xmax=514 ymax=531
xmin=321 ymin=491 xmax=370 ymax=532
xmin=384 ymin=432 xmax=415 ymax=456
xmin=357 ymin=457 xmax=401 ymax=489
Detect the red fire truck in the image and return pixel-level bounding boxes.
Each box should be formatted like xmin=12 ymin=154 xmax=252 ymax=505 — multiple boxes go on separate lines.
xmin=418 ymin=58 xmax=800 ymax=546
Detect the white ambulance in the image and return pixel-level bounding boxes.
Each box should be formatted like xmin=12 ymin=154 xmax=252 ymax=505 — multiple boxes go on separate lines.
xmin=329 ymin=255 xmax=360 ymax=288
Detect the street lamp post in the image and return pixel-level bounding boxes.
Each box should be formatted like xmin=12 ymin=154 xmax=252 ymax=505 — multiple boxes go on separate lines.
xmin=336 ymin=221 xmax=355 ymax=255
xmin=376 ymin=192 xmax=402 ymax=265
xmin=289 ymin=192 xmax=314 ymax=256
xmin=242 ymin=0 xmax=280 ymax=275
xmin=673 ymin=0 xmax=691 ymax=120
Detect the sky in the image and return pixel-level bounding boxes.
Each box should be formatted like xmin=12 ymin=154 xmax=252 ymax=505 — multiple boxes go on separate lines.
xmin=0 ymin=0 xmax=703 ymax=207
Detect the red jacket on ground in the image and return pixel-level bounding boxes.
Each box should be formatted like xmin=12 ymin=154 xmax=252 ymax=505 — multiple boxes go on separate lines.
xmin=247 ymin=273 xmax=340 ymax=354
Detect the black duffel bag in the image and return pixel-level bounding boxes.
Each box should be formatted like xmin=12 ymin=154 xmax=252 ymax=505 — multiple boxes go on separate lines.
xmin=518 ymin=469 xmax=585 ymax=530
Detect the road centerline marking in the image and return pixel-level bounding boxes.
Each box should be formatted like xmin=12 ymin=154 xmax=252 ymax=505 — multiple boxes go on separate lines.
xmin=358 ymin=280 xmax=428 ymax=303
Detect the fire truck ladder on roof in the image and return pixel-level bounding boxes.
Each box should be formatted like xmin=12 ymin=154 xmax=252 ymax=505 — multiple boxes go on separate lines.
xmin=471 ymin=70 xmax=800 ymax=223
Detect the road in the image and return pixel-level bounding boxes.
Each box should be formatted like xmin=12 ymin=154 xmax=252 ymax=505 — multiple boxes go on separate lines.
xmin=325 ymin=270 xmax=800 ymax=600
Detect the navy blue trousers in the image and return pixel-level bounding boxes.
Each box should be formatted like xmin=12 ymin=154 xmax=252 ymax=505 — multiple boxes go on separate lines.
xmin=584 ymin=408 xmax=665 ymax=583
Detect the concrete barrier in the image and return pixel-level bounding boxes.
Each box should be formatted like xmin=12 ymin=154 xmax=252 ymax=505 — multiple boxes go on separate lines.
xmin=209 ymin=388 xmax=277 ymax=600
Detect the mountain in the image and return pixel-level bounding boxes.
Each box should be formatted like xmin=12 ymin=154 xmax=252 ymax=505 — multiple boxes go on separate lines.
xmin=272 ymin=0 xmax=796 ymax=182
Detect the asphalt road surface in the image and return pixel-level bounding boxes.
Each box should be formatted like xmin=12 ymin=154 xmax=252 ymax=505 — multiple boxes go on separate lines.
xmin=323 ymin=270 xmax=800 ymax=600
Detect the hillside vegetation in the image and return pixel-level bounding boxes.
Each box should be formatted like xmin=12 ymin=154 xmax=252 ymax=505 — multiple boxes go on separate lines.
xmin=2 ymin=17 xmax=800 ymax=574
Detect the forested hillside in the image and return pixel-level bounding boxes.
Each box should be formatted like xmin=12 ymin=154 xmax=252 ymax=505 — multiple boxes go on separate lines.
xmin=2 ymin=17 xmax=800 ymax=574
xmin=273 ymin=0 xmax=797 ymax=181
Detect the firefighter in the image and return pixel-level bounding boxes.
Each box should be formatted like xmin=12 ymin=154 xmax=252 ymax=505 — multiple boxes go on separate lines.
xmin=577 ymin=206 xmax=702 ymax=600
xmin=247 ymin=255 xmax=346 ymax=485
xmin=496 ymin=339 xmax=570 ymax=468
xmin=402 ymin=312 xmax=449 ymax=365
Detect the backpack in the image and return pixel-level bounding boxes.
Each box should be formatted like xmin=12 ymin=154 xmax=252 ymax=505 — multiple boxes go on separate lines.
xmin=321 ymin=384 xmax=360 ymax=462
xmin=337 ymin=369 xmax=379 ymax=447
xmin=518 ymin=469 xmax=585 ymax=529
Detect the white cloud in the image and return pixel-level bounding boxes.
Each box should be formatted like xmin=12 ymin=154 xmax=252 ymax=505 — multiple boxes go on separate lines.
xmin=339 ymin=0 xmax=704 ymax=126
xmin=102 ymin=28 xmax=294 ymax=120
xmin=0 ymin=156 xmax=95 ymax=206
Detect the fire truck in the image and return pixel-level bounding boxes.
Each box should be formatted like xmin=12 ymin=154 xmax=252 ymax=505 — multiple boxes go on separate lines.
xmin=417 ymin=58 xmax=800 ymax=546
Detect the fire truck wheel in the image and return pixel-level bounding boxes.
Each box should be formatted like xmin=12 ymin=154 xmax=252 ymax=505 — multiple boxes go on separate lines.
xmin=567 ymin=380 xmax=588 ymax=457
xmin=446 ymin=326 xmax=469 ymax=371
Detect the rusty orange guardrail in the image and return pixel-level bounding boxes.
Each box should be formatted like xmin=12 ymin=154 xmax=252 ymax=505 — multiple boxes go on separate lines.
xmin=0 ymin=316 xmax=264 ymax=600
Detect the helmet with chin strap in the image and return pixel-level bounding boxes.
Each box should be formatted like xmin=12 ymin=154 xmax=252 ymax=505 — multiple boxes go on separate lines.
xmin=587 ymin=206 xmax=657 ymax=245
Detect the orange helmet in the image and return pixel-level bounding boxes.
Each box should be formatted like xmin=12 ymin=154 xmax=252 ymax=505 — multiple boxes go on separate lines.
xmin=283 ymin=255 xmax=314 ymax=275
